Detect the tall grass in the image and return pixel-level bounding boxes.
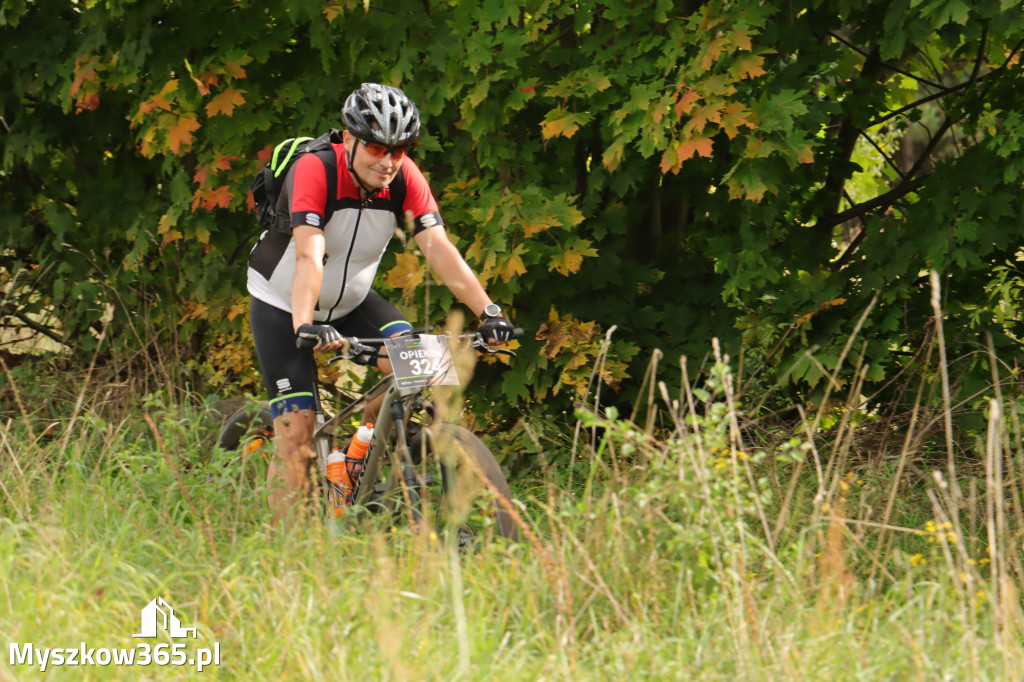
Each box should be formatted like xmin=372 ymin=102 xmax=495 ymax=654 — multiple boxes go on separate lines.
xmin=1 ymin=298 xmax=1023 ymax=679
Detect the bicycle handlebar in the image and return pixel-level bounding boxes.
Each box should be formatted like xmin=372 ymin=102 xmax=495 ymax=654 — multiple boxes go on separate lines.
xmin=295 ymin=327 xmax=524 ymax=355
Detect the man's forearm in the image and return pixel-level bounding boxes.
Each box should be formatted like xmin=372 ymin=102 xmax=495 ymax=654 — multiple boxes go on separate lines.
xmin=291 ymin=259 xmax=323 ymax=332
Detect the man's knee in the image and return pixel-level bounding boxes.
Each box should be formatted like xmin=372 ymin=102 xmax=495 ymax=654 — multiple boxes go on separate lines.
xmin=273 ymin=407 xmax=315 ymax=450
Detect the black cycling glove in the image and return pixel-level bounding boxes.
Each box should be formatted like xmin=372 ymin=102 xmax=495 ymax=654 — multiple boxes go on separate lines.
xmin=296 ymin=323 xmax=343 ymax=347
xmin=479 ymin=315 xmax=515 ymax=344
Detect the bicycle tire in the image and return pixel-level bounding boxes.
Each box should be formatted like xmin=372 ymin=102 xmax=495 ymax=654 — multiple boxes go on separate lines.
xmin=410 ymin=424 xmax=520 ymax=544
xmin=215 ymin=403 xmax=275 ymax=454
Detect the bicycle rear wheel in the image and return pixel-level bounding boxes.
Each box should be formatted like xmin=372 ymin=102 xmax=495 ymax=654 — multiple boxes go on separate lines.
xmin=410 ymin=424 xmax=520 ymax=545
xmin=215 ymin=402 xmax=275 ymax=455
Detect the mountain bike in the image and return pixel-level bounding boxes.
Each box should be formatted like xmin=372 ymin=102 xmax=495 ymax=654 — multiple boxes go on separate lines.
xmin=215 ymin=327 xmax=521 ymax=545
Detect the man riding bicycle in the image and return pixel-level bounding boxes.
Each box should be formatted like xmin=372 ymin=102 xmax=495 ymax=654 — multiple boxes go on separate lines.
xmin=246 ymin=83 xmax=515 ymax=524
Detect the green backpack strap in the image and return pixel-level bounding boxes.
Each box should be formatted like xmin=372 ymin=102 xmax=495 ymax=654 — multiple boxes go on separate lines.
xmin=271 ymin=137 xmax=313 ymax=177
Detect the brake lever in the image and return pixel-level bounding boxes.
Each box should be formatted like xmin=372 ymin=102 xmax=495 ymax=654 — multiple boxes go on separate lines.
xmin=327 ymin=340 xmax=378 ymax=365
xmin=471 ymin=334 xmax=518 ymax=358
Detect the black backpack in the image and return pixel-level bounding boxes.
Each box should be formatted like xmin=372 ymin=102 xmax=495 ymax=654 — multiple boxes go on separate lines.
xmin=250 ymin=131 xmax=338 ymax=236
xmin=231 ymin=129 xmax=407 ymax=263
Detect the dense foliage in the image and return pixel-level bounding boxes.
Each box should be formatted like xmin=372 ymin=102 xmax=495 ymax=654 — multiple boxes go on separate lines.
xmin=3 ymin=0 xmax=1024 ymax=446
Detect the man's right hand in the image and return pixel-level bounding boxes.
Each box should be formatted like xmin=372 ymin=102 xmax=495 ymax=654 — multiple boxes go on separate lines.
xmin=295 ymin=323 xmax=343 ymax=350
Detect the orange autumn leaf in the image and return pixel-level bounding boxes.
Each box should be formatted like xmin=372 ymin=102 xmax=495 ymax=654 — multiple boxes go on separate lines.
xmin=134 ymin=80 xmax=179 ymax=124
xmin=221 ymin=56 xmax=251 ymax=80
xmin=205 ymin=89 xmax=246 ymax=117
xmin=734 ymin=54 xmax=766 ymax=80
xmin=167 ymin=114 xmax=200 ymax=154
xmin=215 ymin=155 xmax=240 ymax=170
xmin=540 ymin=108 xmax=582 ymax=139
xmin=675 ymin=89 xmax=701 ymax=118
xmin=77 ymin=93 xmax=101 ymax=112
xmin=385 ymin=252 xmax=425 ymax=293
xmin=193 ymin=185 xmax=233 ymax=210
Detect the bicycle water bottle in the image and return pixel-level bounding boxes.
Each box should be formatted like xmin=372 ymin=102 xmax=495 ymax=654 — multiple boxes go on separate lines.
xmin=345 ymin=423 xmax=374 ymax=500
xmin=325 ymin=448 xmax=350 ymax=516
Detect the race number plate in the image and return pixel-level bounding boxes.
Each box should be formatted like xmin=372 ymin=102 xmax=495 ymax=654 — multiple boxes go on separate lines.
xmin=383 ymin=335 xmax=460 ymax=390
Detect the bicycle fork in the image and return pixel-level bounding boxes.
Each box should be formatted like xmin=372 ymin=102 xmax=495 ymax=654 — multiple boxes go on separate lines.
xmin=388 ymin=399 xmax=425 ymax=526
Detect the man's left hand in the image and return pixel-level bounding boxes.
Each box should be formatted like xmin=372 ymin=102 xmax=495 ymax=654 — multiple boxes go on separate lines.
xmin=479 ymin=315 xmax=515 ymax=344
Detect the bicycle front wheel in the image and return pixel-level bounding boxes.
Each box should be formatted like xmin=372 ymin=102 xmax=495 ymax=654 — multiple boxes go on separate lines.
xmin=411 ymin=424 xmax=520 ymax=545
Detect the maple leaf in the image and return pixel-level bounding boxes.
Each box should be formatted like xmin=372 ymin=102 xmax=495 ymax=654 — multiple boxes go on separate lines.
xmin=215 ymin=155 xmax=240 ymax=170
xmin=205 ymin=89 xmax=246 ymax=118
xmin=167 ymin=114 xmax=200 ymax=155
xmin=603 ymin=139 xmax=626 ymax=172
xmin=208 ymin=185 xmax=234 ymax=209
xmin=257 ymin=144 xmax=274 ymax=163
xmin=701 ymin=36 xmax=728 ymax=71
xmin=719 ymin=102 xmax=751 ymax=139
xmin=659 ymin=148 xmax=679 ymax=175
xmin=679 ymin=135 xmax=715 ymax=161
xmin=161 ymin=229 xmax=184 ymax=248
xmin=517 ymin=211 xmax=560 ymax=237
xmin=221 ymin=55 xmax=252 ymax=80
xmin=540 ymin=108 xmax=584 ymax=140
xmin=675 ymin=89 xmax=700 ymax=118
xmin=687 ymin=105 xmax=715 ymax=135
xmin=536 ymin=307 xmax=570 ymax=359
xmin=726 ymin=172 xmax=769 ymax=201
xmin=77 ymin=93 xmax=101 ymax=112
xmin=69 ymin=57 xmax=98 ymax=100
xmin=227 ymin=303 xmax=246 ymax=321
xmin=157 ymin=212 xmax=178 ymax=235
xmin=193 ymin=165 xmax=210 ymax=186
xmin=385 ymin=252 xmax=425 ymax=294
xmin=733 ymin=54 xmax=766 ymax=80
xmin=199 ymin=71 xmax=220 ymax=92
xmin=324 ymin=2 xmax=345 ymax=24
xmin=726 ymin=26 xmax=753 ymax=52
xmin=133 ymin=80 xmax=178 ymax=125
xmin=743 ymin=136 xmax=784 ymax=159
xmin=498 ymin=244 xmax=527 ymax=282
xmin=193 ymin=185 xmax=233 ymax=210
xmin=549 ymin=239 xmax=597 ymax=275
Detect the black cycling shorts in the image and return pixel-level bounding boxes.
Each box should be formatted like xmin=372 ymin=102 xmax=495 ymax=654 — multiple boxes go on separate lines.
xmin=250 ymin=291 xmax=412 ymax=418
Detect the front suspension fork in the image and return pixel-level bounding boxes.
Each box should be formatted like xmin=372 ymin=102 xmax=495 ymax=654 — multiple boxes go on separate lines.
xmin=389 ymin=399 xmax=423 ymax=525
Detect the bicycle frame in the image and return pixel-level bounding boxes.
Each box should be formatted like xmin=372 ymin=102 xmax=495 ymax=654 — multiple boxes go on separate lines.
xmin=302 ymin=329 xmax=519 ymax=520
xmin=309 ymin=364 xmax=431 ymax=519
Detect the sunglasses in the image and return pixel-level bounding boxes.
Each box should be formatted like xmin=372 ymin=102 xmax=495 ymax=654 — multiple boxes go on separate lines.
xmin=356 ymin=138 xmax=411 ymax=160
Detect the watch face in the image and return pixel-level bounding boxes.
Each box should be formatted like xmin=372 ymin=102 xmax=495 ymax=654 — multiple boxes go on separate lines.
xmin=483 ymin=304 xmax=502 ymax=318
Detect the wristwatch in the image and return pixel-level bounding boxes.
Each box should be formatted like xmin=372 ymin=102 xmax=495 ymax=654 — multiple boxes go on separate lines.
xmin=480 ymin=303 xmax=502 ymax=320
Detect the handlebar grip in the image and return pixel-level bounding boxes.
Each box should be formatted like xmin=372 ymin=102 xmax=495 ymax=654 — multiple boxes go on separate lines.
xmin=296 ymin=336 xmax=318 ymax=351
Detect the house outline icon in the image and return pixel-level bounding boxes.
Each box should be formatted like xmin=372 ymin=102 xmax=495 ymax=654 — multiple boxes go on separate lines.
xmin=133 ymin=597 xmax=198 ymax=638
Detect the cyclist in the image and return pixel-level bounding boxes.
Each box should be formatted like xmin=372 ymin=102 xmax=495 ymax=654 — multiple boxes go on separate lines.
xmin=246 ymin=83 xmax=515 ymax=524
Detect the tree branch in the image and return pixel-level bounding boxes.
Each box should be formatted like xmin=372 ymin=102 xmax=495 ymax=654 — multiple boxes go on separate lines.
xmin=828 ymin=31 xmax=942 ymax=89
xmin=861 ymin=129 xmax=905 ymax=179
xmin=868 ymin=80 xmax=971 ymax=128
xmin=8 ymin=310 xmax=66 ymax=346
xmin=815 ymin=175 xmax=926 ymax=235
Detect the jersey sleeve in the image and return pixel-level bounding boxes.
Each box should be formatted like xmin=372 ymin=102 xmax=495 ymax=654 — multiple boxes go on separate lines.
xmin=287 ymin=153 xmax=330 ymax=230
xmin=400 ymin=158 xmax=444 ymax=234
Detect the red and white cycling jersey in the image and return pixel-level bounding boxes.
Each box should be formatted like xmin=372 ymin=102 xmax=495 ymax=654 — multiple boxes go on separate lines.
xmin=246 ymin=143 xmax=443 ymax=321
